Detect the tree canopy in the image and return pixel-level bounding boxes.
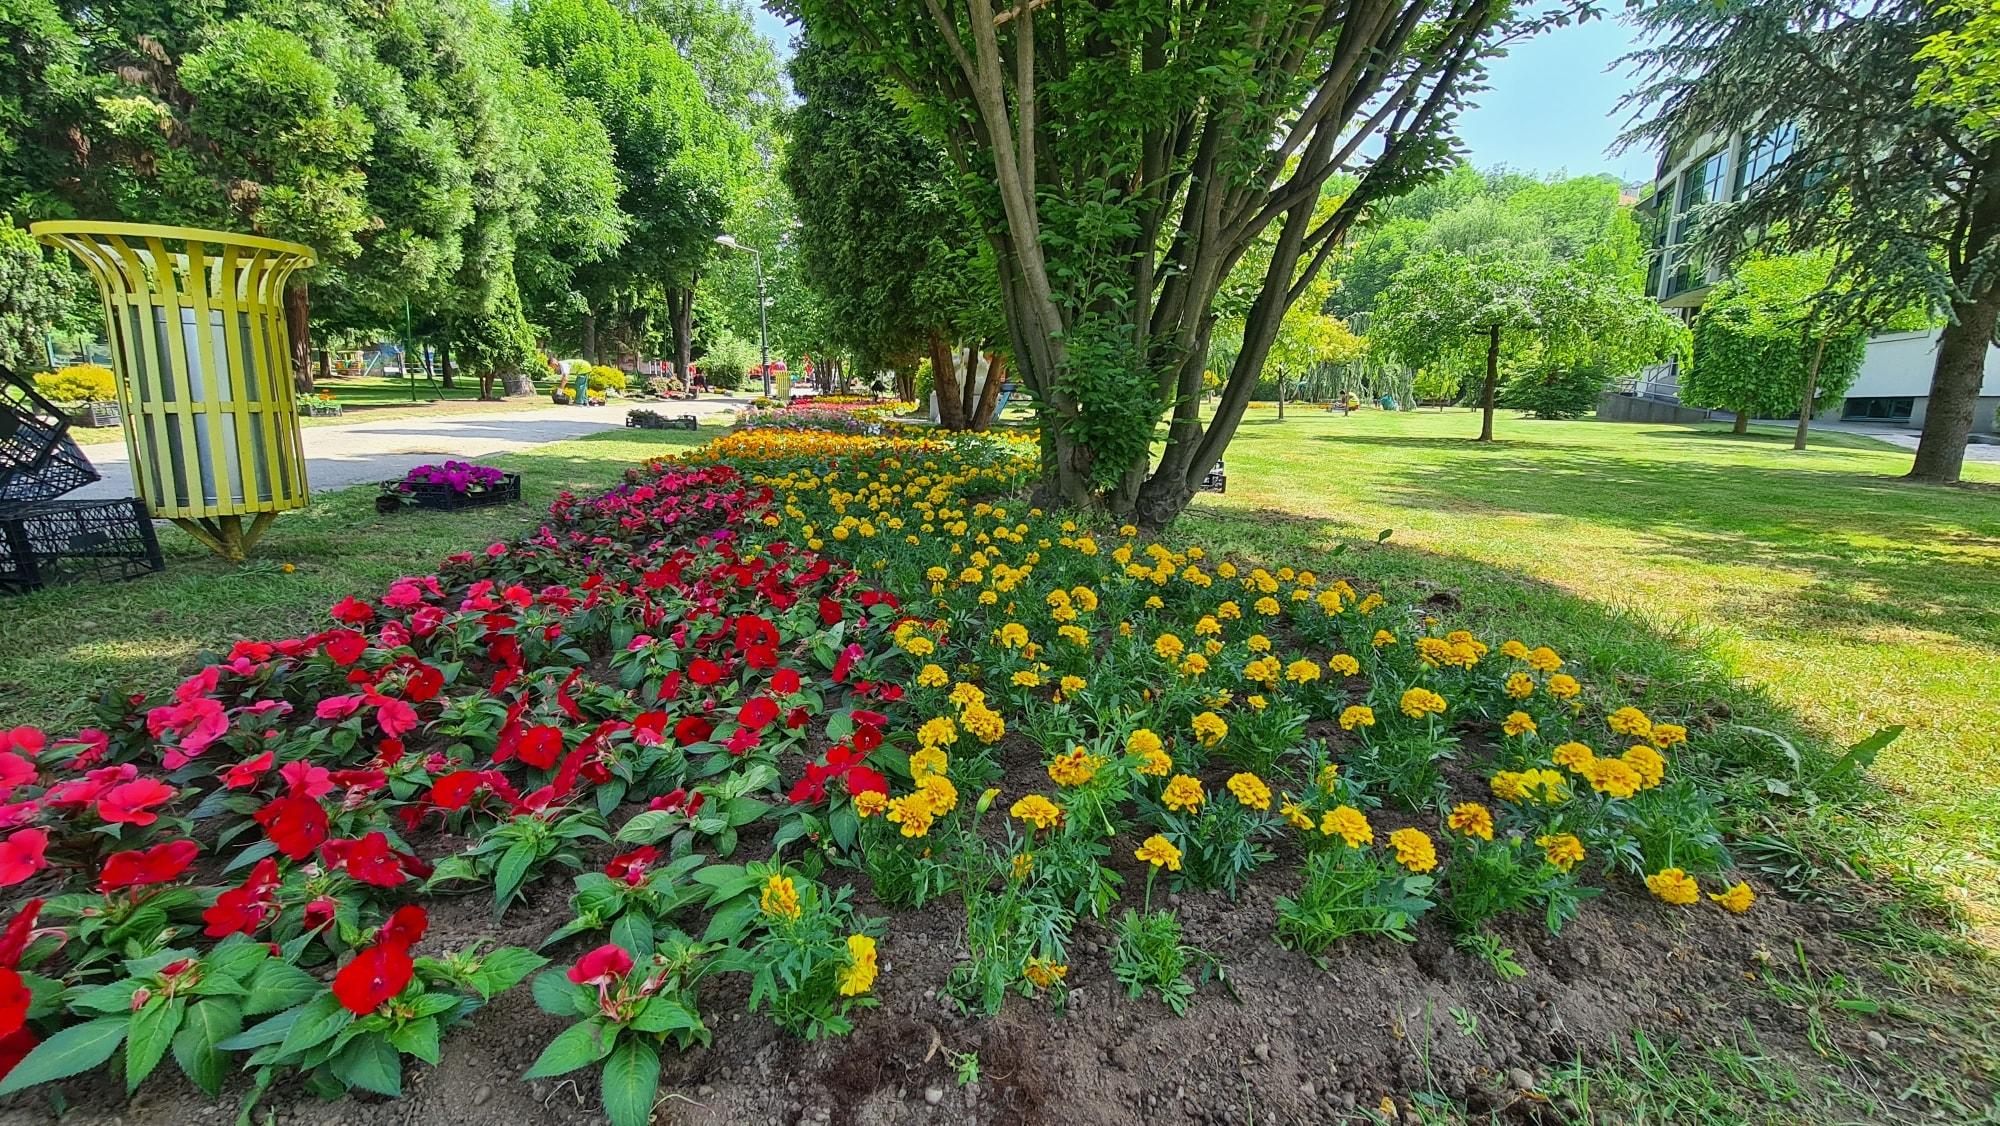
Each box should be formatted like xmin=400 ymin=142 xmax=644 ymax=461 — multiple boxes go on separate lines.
xmin=1683 ymin=252 xmax=1870 ymax=430
xmin=1622 ymin=0 xmax=2000 ymax=483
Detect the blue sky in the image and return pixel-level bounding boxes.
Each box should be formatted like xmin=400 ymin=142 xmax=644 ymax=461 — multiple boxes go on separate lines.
xmin=746 ymin=7 xmax=1658 ymax=184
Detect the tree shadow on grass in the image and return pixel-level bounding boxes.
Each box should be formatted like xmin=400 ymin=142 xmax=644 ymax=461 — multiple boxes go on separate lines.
xmin=1290 ymin=433 xmax=2000 ymax=649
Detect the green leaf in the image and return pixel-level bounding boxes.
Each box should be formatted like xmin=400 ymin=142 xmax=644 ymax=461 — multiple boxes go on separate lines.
xmin=470 ymin=947 xmax=549 ymax=1000
xmin=244 ymin=959 xmax=323 ymax=1015
xmin=495 ymin=842 xmax=537 ymax=912
xmin=615 ymin=810 xmax=679 ymax=844
xmin=0 ymin=1018 xmax=127 ymax=1095
xmin=723 ymin=796 xmax=769 ymax=828
xmin=701 ymin=897 xmax=760 ymax=945
xmin=127 ymin=996 xmax=186 ymax=1091
xmin=524 ymin=1020 xmax=615 ymax=1079
xmin=1823 ymin=725 xmax=1902 ymax=782
xmin=172 ymin=998 xmax=242 ymax=1097
xmin=531 ymin=968 xmax=592 ymax=1017
xmin=277 ymin=992 xmax=353 ymax=1058
xmin=217 ymin=1005 xmax=302 ymax=1051
xmin=600 ymin=1036 xmax=661 ymax=1126
xmin=388 ymin=1016 xmax=442 ymax=1065
xmin=329 ymin=1032 xmax=403 ymax=1097
xmin=629 ymin=997 xmax=702 ymax=1036
xmin=610 ymin=913 xmax=654 ymax=960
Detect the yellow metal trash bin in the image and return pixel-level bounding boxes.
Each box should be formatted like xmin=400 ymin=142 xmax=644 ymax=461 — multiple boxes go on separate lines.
xmin=33 ymin=221 xmax=316 ymax=560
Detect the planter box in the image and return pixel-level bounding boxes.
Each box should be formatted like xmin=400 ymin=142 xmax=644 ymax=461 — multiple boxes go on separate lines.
xmin=376 ymin=472 xmax=521 ymax=514
xmin=301 ymin=401 xmax=343 ymax=418
xmin=77 ymin=401 xmax=122 ymax=428
xmin=626 ymin=410 xmax=699 ymax=432
xmin=1199 ymin=460 xmax=1227 ymax=493
xmin=0 ymin=497 xmax=163 ymax=594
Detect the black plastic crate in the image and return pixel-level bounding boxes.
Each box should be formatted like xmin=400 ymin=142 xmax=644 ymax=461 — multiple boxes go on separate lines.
xmin=0 ymin=498 xmax=164 ymax=594
xmin=375 ymin=472 xmax=522 ymax=514
xmin=1200 ymin=460 xmax=1227 ymax=493
xmin=626 ymin=410 xmax=699 ymax=431
xmin=0 ymin=369 xmax=102 ymax=503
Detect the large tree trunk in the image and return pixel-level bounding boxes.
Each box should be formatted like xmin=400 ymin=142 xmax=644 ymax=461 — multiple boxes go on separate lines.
xmin=286 ymin=283 xmax=313 ymax=394
xmin=315 ymin=347 xmax=331 ymax=388
xmin=1734 ymin=411 xmax=1750 ymax=435
xmin=1478 ymin=324 xmax=1500 ymax=441
xmin=1909 ymin=284 xmax=2000 ymax=483
xmin=929 ymin=331 xmax=966 ymax=429
xmin=666 ymin=288 xmax=695 ymax=395
xmin=1793 ymin=334 xmax=1827 ymax=451
xmin=970 ymin=352 xmax=1006 ymax=430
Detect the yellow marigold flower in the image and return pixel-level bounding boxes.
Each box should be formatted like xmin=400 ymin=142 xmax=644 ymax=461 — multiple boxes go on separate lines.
xmin=853 ymin=790 xmax=888 ymax=818
xmin=918 ymin=715 xmax=959 ymax=748
xmin=997 ymin=622 xmax=1029 ymax=649
xmin=1247 ymin=693 xmax=1268 ymax=710
xmin=1389 ymin=827 xmax=1438 ymax=873
xmin=900 ymin=634 xmax=936 ymax=657
xmin=1194 ymin=615 xmax=1222 ymax=636
xmin=1280 ymin=800 xmax=1312 ymax=830
xmin=760 ymin=874 xmax=802 ymax=922
xmin=1448 ymin=802 xmax=1495 ymax=841
xmin=1710 ymin=881 xmax=1755 ymax=913
xmin=1216 ymin=561 xmax=1238 ymax=579
xmin=1584 ymin=757 xmax=1641 ymax=799
xmin=917 ymin=664 xmax=950 ymax=688
xmin=1502 ymin=710 xmax=1537 ymax=737
xmin=1316 ymin=588 xmax=1344 ymax=614
xmin=1338 ymin=705 xmax=1375 ymax=731
xmin=1010 ymin=852 xmax=1035 ymax=880
xmin=1244 ymin=655 xmax=1281 ymax=685
xmin=1500 ymin=640 xmax=1530 ymax=660
xmin=1321 ymin=805 xmax=1373 ymax=848
xmin=1416 ymin=637 xmax=1455 ymax=668
xmin=978 ymin=590 xmax=999 ymax=605
xmin=1135 ymin=834 xmax=1183 ymax=871
xmin=1162 ymin=773 xmax=1206 ymax=812
xmin=1284 ymin=658 xmax=1321 ymax=684
xmin=1606 ymin=706 xmax=1652 ymax=738
xmin=1226 ymin=772 xmax=1272 ymax=810
xmin=1504 ymin=672 xmax=1535 ymax=699
xmin=1328 ymin=653 xmax=1361 ymax=677
xmin=1646 ymin=867 xmax=1700 ymax=906
xmin=1047 ymin=747 xmax=1103 ymax=787
xmin=1522 ymin=768 xmax=1569 ymax=802
xmin=1217 ymin=600 xmax=1242 ymax=620
xmin=1357 ymin=592 xmax=1385 ymax=613
xmin=1551 ymin=742 xmax=1597 ymax=772
xmin=1526 ymin=646 xmax=1563 ymax=672
xmin=1316 ymin=763 xmax=1340 ymax=792
xmin=1023 ymin=958 xmax=1069 ymax=989
xmin=948 ymin=682 xmax=986 ymax=709
xmin=1623 ymin=744 xmax=1666 ymax=789
xmin=925 ymin=566 xmax=950 ymax=583
xmin=1058 ymin=674 xmax=1087 ymax=697
xmin=1444 ymin=630 xmax=1489 ymax=658
xmin=1154 ymin=633 xmax=1186 ymax=661
xmin=1203 ymin=638 xmax=1224 ymax=657
xmin=1010 ymin=794 xmax=1062 ymax=830
xmin=1071 ymin=586 xmax=1099 ymax=612
xmin=919 ymin=774 xmax=959 ymax=815
xmin=1012 ymin=669 xmax=1043 ymax=688
xmin=1538 ymin=833 xmax=1585 ymax=871
xmin=1057 ymin=624 xmax=1090 ymax=647
xmin=838 ymin=934 xmax=878 ymax=996
xmin=885 ymin=794 xmax=934 ymax=838
xmin=909 ymin=746 xmax=949 ymax=780
xmin=1372 ymin=629 xmax=1397 ymax=648
xmin=962 ymin=702 xmax=1007 ymax=744
xmin=1650 ymin=722 xmax=1688 ymax=748
xmin=1400 ymin=687 xmax=1447 ymax=719
xmin=1547 ymin=674 xmax=1581 ymax=700
xmin=1246 ymin=633 xmax=1272 ymax=653
xmin=1144 ymin=595 xmax=1164 ymax=610
xmin=1190 ymin=711 xmax=1228 ymax=748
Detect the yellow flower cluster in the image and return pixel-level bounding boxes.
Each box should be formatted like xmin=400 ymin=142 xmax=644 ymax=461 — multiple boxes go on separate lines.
xmin=1162 ymin=774 xmax=1206 ymax=812
xmin=1226 ymin=772 xmax=1272 ymax=810
xmin=1047 ymin=746 xmax=1103 ymax=787
xmin=1491 ymin=768 xmax=1568 ymax=804
xmin=1010 ymin=794 xmax=1062 ymax=830
xmin=1190 ymin=710 xmax=1228 ymax=747
xmin=1399 ymin=687 xmax=1447 ymax=719
xmin=1135 ymin=834 xmax=1183 ymax=870
xmin=761 ymin=874 xmax=801 ymax=922
xmin=1447 ymin=802 xmax=1494 ymax=841
xmin=1388 ymin=827 xmax=1437 ymax=873
xmin=839 ymin=934 xmax=878 ymax=996
xmin=1321 ymin=805 xmax=1374 ymax=847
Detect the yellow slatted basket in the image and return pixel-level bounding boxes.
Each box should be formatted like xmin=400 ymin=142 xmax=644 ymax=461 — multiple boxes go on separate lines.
xmin=33 ymin=221 xmax=316 ymax=560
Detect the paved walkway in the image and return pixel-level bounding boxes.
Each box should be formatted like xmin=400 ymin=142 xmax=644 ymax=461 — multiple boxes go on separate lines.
xmin=1813 ymin=420 xmax=2000 ymax=463
xmin=69 ymin=397 xmax=749 ymax=502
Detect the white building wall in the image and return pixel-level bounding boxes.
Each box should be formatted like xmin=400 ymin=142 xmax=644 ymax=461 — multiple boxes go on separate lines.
xmin=1849 ymin=329 xmax=2000 ymax=398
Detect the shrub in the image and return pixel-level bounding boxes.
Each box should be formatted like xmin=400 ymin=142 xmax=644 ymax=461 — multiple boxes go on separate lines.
xmin=1499 ymin=363 xmax=1613 ymax=420
xmin=33 ymin=364 xmax=117 ymax=403
xmin=588 ymin=365 xmax=628 ymax=393
xmin=701 ymin=334 xmax=756 ymax=391
xmin=1684 ymin=253 xmax=1868 ymax=423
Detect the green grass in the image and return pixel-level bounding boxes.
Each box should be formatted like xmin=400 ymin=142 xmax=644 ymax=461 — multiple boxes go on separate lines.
xmin=0 ymin=426 xmax=711 ymax=729
xmin=1184 ymin=406 xmax=2000 ymax=938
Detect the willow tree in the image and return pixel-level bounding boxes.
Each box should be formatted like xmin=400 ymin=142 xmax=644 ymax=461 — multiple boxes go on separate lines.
xmin=1622 ymin=0 xmax=2000 ymax=485
xmin=782 ymin=0 xmax=1574 ymax=523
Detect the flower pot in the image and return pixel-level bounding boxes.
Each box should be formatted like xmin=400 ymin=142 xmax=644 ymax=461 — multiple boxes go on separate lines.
xmin=376 ymin=471 xmax=522 ymax=514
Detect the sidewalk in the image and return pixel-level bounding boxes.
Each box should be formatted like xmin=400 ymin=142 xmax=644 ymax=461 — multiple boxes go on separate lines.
xmin=1813 ymin=420 xmax=2000 ymax=463
xmin=69 ymin=397 xmax=749 ymax=502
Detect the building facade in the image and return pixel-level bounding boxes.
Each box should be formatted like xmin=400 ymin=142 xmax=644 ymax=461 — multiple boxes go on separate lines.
xmin=1628 ymin=127 xmax=2000 ymax=432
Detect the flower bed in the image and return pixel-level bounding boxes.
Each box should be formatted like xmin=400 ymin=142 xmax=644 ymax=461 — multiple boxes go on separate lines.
xmin=0 ymin=421 xmax=1789 ymax=1124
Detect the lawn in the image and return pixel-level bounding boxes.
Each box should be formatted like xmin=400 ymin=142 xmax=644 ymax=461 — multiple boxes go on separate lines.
xmin=0 ymin=426 xmax=711 ymax=729
xmin=1188 ymin=405 xmax=2000 ymax=937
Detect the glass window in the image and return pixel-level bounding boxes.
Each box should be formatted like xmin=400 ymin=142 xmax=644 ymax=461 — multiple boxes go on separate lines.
xmin=1734 ymin=123 xmax=1797 ymax=195
xmin=1841 ymin=397 xmax=1914 ymax=422
xmin=1661 ymin=149 xmax=1727 ymax=296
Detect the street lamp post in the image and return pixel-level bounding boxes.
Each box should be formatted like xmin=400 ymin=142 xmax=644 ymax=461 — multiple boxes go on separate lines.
xmin=714 ymin=233 xmax=771 ymax=398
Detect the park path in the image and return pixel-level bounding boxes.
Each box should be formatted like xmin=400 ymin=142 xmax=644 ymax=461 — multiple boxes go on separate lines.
xmin=1814 ymin=420 xmax=2000 ymax=462
xmin=68 ymin=397 xmax=750 ymax=502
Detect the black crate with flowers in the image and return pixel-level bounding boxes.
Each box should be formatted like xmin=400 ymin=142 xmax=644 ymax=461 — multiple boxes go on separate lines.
xmin=376 ymin=461 xmax=520 ymax=514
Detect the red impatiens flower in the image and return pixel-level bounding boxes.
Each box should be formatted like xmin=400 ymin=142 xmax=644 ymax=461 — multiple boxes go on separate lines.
xmin=604 ymin=846 xmax=657 ymax=887
xmin=330 ymin=596 xmax=376 ymax=626
xmin=331 ymin=906 xmax=427 ymax=1014
xmin=0 ymin=831 xmax=48 ymax=888
xmin=673 ymin=716 xmax=714 ymax=747
xmin=302 ymin=895 xmax=338 ymax=931
xmin=403 ymin=664 xmax=444 ymax=703
xmin=737 ymin=695 xmax=779 ymax=731
xmin=98 ymin=839 xmax=199 ymax=893
xmin=280 ymin=759 xmax=334 ymax=799
xmin=0 ymin=753 xmax=35 ymax=800
xmin=0 ymin=728 xmax=43 ymax=759
xmin=223 ymin=750 xmax=276 ymax=789
xmin=96 ymin=778 xmax=177 ymax=826
xmin=369 ymin=695 xmax=419 ymax=738
xmin=254 ymin=793 xmax=329 ymax=860
xmin=321 ymin=832 xmax=426 ymax=887
xmin=323 ymin=629 xmax=367 ymax=666
xmin=770 ymin=668 xmax=801 ymax=696
xmin=687 ymin=658 xmax=724 ymax=686
xmin=201 ymin=857 xmax=281 ymax=938
xmin=517 ymin=725 xmax=564 ymax=770
xmin=566 ymin=943 xmax=634 ymax=987
xmin=145 ymin=696 xmax=228 ymax=767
